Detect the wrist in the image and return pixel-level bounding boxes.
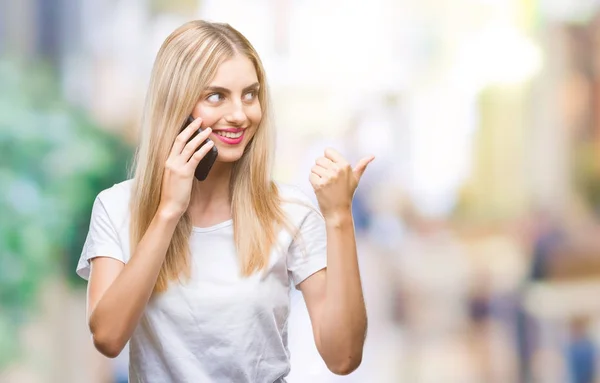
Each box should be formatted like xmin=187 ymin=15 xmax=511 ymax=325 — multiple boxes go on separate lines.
xmin=156 ymin=205 xmax=184 ymax=225
xmin=323 ymin=208 xmax=353 ymax=228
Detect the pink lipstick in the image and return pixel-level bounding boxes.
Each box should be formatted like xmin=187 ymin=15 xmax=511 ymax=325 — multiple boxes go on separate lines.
xmin=212 ymin=128 xmax=245 ymax=145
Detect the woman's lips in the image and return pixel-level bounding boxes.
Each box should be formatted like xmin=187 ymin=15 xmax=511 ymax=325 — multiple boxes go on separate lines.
xmin=213 ymin=129 xmax=245 ymax=145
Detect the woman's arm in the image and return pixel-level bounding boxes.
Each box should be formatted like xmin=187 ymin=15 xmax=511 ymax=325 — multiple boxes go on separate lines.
xmin=87 ymin=118 xmax=213 ymax=358
xmin=298 ymin=209 xmax=366 ymax=375
xmin=88 ymin=210 xmax=179 ymax=358
xmin=299 ymin=148 xmax=374 ymax=374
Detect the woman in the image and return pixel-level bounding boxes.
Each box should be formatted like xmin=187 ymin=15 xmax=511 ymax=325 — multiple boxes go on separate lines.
xmin=76 ymin=20 xmax=373 ymax=382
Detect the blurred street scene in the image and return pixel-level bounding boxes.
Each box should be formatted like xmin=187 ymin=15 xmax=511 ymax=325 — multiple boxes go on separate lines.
xmin=4 ymin=0 xmax=600 ymax=382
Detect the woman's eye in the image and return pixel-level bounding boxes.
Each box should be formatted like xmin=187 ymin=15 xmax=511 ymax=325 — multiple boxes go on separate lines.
xmin=207 ymin=93 xmax=223 ymax=103
xmin=243 ymin=91 xmax=257 ymax=101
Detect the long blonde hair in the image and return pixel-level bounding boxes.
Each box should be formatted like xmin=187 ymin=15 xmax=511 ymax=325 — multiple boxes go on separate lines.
xmin=129 ymin=20 xmax=289 ymax=292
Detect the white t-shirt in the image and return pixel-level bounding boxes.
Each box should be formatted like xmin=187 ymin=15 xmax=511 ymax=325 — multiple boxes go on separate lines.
xmin=76 ymin=180 xmax=327 ymax=383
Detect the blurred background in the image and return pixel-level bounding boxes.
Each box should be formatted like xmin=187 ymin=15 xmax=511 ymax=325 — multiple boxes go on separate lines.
xmin=3 ymin=0 xmax=600 ymax=382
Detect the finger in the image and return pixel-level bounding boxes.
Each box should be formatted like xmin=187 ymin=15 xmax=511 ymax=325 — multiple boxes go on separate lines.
xmin=170 ymin=117 xmax=203 ymax=157
xmin=324 ymin=147 xmax=347 ymax=165
xmin=184 ymin=140 xmax=216 ymax=171
xmin=180 ymin=127 xmax=213 ymax=161
xmin=309 ymin=173 xmax=321 ymax=188
xmin=311 ymin=165 xmax=330 ymax=178
xmin=315 ymin=157 xmax=335 ymax=170
xmin=353 ymin=155 xmax=375 ymax=179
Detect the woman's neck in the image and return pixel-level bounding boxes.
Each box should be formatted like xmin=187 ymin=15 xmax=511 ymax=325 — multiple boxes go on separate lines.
xmin=188 ymin=162 xmax=233 ymax=227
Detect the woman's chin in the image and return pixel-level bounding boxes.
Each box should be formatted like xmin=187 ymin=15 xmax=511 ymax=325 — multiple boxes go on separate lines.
xmin=215 ymin=148 xmax=246 ymax=164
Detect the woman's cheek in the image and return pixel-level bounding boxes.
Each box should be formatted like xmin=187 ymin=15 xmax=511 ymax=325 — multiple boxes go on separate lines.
xmin=247 ymin=104 xmax=262 ymax=124
xmin=192 ymin=105 xmax=220 ymax=127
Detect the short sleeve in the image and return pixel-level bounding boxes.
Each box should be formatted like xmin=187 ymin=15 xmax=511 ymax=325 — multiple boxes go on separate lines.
xmin=76 ymin=194 xmax=126 ymax=280
xmin=287 ymin=207 xmax=328 ymax=287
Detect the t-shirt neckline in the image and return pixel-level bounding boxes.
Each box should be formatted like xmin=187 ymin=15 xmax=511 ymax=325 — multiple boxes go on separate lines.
xmin=192 ymin=219 xmax=233 ymax=233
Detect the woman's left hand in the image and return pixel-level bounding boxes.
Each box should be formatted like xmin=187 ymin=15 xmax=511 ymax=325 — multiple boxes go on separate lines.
xmin=309 ymin=148 xmax=375 ymax=220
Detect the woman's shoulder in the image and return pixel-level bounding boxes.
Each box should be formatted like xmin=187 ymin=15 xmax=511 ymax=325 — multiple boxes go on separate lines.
xmin=96 ymin=179 xmax=133 ymax=202
xmin=277 ymin=182 xmax=308 ymax=200
xmin=276 ymin=182 xmax=314 ymax=205
xmin=94 ymin=179 xmax=134 ymax=219
xmin=275 ymin=182 xmax=321 ymax=220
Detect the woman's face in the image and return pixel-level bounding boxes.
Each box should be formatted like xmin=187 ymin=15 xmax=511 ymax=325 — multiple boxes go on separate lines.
xmin=191 ymin=54 xmax=262 ymax=163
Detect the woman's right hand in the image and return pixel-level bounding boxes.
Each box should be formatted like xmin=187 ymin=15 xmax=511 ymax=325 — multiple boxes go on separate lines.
xmin=158 ymin=117 xmax=214 ymax=219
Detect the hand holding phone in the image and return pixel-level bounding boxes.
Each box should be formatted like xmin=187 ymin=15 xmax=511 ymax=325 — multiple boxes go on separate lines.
xmin=159 ymin=117 xmax=216 ymax=218
xmin=183 ymin=115 xmax=218 ymax=181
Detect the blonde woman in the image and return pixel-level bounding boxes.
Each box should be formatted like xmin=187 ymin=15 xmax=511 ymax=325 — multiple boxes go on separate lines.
xmin=76 ymin=20 xmax=373 ymax=382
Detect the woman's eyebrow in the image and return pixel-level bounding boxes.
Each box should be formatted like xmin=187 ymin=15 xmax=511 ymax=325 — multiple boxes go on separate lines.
xmin=204 ymin=82 xmax=260 ymax=94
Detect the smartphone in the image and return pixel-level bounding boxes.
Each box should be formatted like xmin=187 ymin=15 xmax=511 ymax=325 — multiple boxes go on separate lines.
xmin=183 ymin=115 xmax=218 ymax=181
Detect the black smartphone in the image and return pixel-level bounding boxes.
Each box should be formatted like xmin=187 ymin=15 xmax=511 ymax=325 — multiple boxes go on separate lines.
xmin=184 ymin=115 xmax=218 ymax=181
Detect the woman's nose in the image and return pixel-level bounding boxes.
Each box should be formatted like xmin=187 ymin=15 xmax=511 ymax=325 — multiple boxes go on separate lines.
xmin=224 ymin=101 xmax=247 ymax=125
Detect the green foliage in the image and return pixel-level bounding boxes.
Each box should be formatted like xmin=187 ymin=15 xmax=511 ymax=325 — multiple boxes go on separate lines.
xmin=0 ymin=57 xmax=133 ymax=367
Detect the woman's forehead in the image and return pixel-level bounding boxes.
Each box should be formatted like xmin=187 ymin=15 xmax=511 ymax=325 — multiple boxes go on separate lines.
xmin=208 ymin=55 xmax=258 ymax=88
